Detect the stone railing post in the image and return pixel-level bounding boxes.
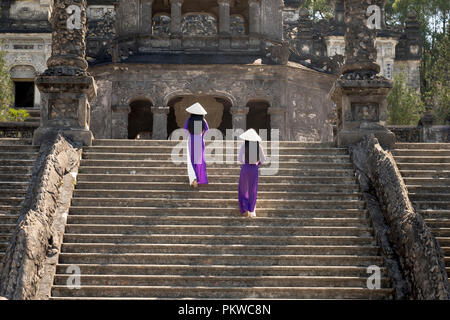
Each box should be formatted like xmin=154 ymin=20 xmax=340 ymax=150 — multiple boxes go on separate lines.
xmin=218 ymin=0 xmax=231 ymax=36
xmin=268 ymin=106 xmax=286 ymax=140
xmin=111 ymin=105 xmax=130 ymax=139
xmin=248 ymin=0 xmax=261 ymax=36
xmin=151 ymin=106 xmax=170 ymax=140
xmin=231 ymin=106 xmax=249 ymax=131
xmin=33 ymin=0 xmax=97 ymax=146
xmin=329 ymin=0 xmax=395 ymax=149
xmin=140 ymin=0 xmax=154 ymax=34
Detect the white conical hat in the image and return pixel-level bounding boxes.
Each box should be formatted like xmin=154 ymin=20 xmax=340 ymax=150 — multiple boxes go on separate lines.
xmin=239 ymin=129 xmax=262 ymax=142
xmin=186 ymin=102 xmax=207 ymax=115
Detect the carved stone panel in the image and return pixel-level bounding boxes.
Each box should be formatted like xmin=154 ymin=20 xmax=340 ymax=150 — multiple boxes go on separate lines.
xmin=351 ymin=103 xmax=379 ymax=122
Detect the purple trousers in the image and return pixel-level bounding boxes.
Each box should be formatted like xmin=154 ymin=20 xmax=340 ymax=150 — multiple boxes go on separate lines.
xmin=238 ymin=164 xmax=259 ymax=213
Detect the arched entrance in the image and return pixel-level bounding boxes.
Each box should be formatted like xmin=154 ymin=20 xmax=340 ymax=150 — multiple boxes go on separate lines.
xmin=246 ymin=100 xmax=271 ymax=139
xmin=128 ymin=99 xmax=153 ymax=139
xmin=167 ymin=95 xmax=232 ymax=138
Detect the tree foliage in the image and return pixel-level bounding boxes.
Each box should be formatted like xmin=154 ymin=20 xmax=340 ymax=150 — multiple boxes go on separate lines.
xmin=387 ymin=73 xmax=425 ymax=125
xmin=0 ymin=42 xmax=14 ymax=121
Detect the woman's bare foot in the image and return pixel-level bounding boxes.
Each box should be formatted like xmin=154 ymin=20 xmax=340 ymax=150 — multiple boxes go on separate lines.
xmin=241 ymin=211 xmax=248 ymax=217
xmin=247 ymin=211 xmax=256 ymax=218
xmin=192 ymin=180 xmax=198 ymax=188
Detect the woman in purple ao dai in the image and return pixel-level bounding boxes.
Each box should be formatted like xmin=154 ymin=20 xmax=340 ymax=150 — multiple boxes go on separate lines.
xmin=238 ymin=129 xmax=266 ymax=218
xmin=183 ymin=102 xmax=209 ymax=188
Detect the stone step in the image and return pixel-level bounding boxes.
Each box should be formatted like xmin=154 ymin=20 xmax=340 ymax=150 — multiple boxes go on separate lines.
xmin=92 ymin=139 xmax=337 ymax=148
xmin=0 ymin=145 xmax=39 ymax=152
xmin=409 ymin=193 xmax=450 ymax=201
xmin=68 ymin=207 xmax=369 ymax=219
xmin=0 ymin=182 xmax=28 ymax=190
xmin=78 ymin=166 xmax=355 ymax=175
xmin=0 ymin=235 xmax=12 ymax=242
xmin=70 ymin=197 xmax=366 ymax=209
xmin=63 ymin=224 xmax=373 ymax=237
xmin=0 ymin=159 xmax=36 ymax=167
xmin=0 ymin=224 xmax=16 ymax=233
xmin=0 ymin=138 xmax=32 ymax=146
xmin=437 ymin=237 xmax=450 ymax=246
xmin=76 ymin=173 xmax=357 ymax=183
xmin=60 ymin=234 xmax=377 ymax=246
xmin=0 ymin=242 xmax=8 ymax=251
xmin=393 ymin=149 xmax=450 ymax=157
xmin=66 ymin=215 xmax=369 ymax=227
xmin=404 ymin=178 xmax=450 ymax=185
xmin=420 ymin=210 xmax=450 ymax=219
xmin=0 ymin=197 xmax=24 ymax=206
xmin=395 ymin=143 xmax=450 ymax=150
xmin=0 ymin=206 xmax=22 ymax=215
xmin=424 ymin=220 xmax=450 ymax=228
xmin=0 ymin=174 xmax=32 ymax=182
xmin=50 ymin=285 xmax=393 ymax=299
xmin=74 ymin=181 xmax=360 ymax=192
xmin=60 ymin=243 xmax=379 ymax=256
xmin=79 ymin=161 xmax=354 ymax=170
xmin=83 ymin=148 xmax=347 ymax=156
xmin=394 ymin=156 xmax=450 ymax=163
xmin=407 ymin=186 xmax=450 ymax=193
xmin=0 ymin=189 xmax=27 ymax=197
xmin=55 ymin=263 xmax=385 ymax=277
xmin=0 ymin=152 xmax=38 ymax=160
xmin=58 ymin=252 xmax=384 ymax=266
xmin=0 ymin=166 xmax=34 ymax=174
xmin=52 ymin=274 xmax=391 ymax=288
xmin=397 ymin=163 xmax=450 ymax=170
xmin=72 ymin=189 xmax=363 ymax=201
xmin=80 ymin=158 xmax=352 ymax=168
xmin=413 ymin=201 xmax=450 ymax=210
xmin=82 ymin=152 xmax=350 ymax=163
xmin=400 ymin=170 xmax=450 ymax=178
xmin=0 ymin=214 xmax=19 ymax=224
xmin=428 ymin=228 xmax=450 ymax=237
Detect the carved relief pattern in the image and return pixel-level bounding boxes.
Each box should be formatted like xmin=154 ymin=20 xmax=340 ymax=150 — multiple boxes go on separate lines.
xmin=181 ymin=14 xmax=218 ymax=36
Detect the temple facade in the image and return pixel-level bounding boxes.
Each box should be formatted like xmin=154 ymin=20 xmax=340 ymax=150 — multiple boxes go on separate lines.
xmin=0 ymin=0 xmax=421 ymax=141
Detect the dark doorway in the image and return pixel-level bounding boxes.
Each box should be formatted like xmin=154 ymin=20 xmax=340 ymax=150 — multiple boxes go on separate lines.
xmin=246 ymin=100 xmax=271 ymax=140
xmin=14 ymin=81 xmax=34 ymax=109
xmin=128 ymin=99 xmax=153 ymax=139
xmin=216 ymin=97 xmax=232 ymax=136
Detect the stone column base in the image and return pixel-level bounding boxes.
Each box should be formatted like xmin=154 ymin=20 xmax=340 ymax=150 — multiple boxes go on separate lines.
xmin=33 ymin=127 xmax=93 ymax=146
xmin=337 ymin=128 xmax=396 ymax=149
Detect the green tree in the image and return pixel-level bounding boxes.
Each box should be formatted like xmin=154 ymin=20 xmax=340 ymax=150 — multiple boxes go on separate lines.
xmin=426 ymin=33 xmax=449 ymax=123
xmin=0 ymin=41 xmax=14 ymax=121
xmin=302 ymin=0 xmax=334 ymax=21
xmin=387 ymin=72 xmax=425 ymax=125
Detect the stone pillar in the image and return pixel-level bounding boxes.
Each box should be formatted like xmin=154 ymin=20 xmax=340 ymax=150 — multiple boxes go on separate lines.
xmin=248 ymin=0 xmax=261 ymax=36
xmin=170 ymin=0 xmax=183 ymax=36
xmin=230 ymin=106 xmax=249 ymax=131
xmin=34 ymin=0 xmax=97 ymax=146
xmin=268 ymin=106 xmax=286 ymax=140
xmin=218 ymin=0 xmax=231 ymax=36
xmin=329 ymin=0 xmax=395 ymax=149
xmin=140 ymin=0 xmax=154 ymax=34
xmin=111 ymin=105 xmax=130 ymax=139
xmin=151 ymin=106 xmax=170 ymax=140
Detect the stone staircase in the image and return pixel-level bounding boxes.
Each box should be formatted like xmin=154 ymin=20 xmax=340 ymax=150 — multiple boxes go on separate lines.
xmin=0 ymin=139 xmax=39 ymax=263
xmin=50 ymin=139 xmax=394 ymax=299
xmin=392 ymin=142 xmax=450 ymax=281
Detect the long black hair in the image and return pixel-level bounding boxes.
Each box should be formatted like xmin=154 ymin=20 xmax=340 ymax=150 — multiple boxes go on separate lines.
xmin=245 ymin=140 xmax=260 ymax=164
xmin=187 ymin=114 xmax=206 ymax=134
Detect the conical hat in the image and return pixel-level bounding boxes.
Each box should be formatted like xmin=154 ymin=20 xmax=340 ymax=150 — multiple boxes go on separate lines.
xmin=186 ymin=102 xmax=207 ymax=115
xmin=239 ymin=129 xmax=262 ymax=142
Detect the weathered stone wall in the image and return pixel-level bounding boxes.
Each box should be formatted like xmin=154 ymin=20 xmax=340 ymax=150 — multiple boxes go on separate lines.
xmin=388 ymin=125 xmax=450 ymax=143
xmin=349 ymin=135 xmax=450 ymax=299
xmin=0 ymin=133 xmax=81 ymax=300
xmin=88 ymin=62 xmax=336 ymax=142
